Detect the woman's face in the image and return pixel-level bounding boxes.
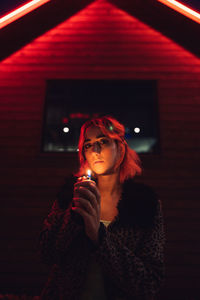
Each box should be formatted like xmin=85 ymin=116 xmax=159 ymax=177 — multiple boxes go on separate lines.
xmin=83 ymin=126 xmax=120 ymax=176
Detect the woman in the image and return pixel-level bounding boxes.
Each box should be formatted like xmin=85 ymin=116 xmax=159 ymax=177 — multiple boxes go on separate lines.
xmin=38 ymin=115 xmax=165 ymax=300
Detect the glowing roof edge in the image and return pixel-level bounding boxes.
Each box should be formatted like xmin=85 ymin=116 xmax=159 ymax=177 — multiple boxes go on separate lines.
xmin=0 ymin=0 xmax=50 ymax=29
xmin=0 ymin=0 xmax=199 ymax=30
xmin=158 ymin=0 xmax=200 ymax=24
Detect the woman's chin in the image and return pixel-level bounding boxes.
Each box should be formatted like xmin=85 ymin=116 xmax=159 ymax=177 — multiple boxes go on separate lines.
xmin=94 ymin=168 xmax=116 ymax=176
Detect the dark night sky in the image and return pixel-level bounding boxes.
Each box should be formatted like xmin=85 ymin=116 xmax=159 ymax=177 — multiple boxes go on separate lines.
xmin=0 ymin=0 xmax=200 ymax=17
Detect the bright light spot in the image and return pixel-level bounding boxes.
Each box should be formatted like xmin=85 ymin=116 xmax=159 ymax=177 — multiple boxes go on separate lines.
xmin=87 ymin=169 xmax=92 ymax=180
xmin=134 ymin=127 xmax=140 ymax=134
xmin=63 ymin=127 xmax=69 ymax=133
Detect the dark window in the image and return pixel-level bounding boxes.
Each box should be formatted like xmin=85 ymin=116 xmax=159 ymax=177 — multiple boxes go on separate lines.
xmin=41 ymin=79 xmax=160 ymax=154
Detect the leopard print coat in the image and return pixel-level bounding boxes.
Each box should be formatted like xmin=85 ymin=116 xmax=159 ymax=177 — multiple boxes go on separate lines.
xmin=38 ymin=177 xmax=165 ymax=300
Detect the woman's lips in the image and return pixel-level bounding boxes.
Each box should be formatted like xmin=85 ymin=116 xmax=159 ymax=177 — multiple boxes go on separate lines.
xmin=94 ymin=160 xmax=104 ymax=164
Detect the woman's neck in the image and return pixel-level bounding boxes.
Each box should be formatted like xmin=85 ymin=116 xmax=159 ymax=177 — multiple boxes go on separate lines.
xmin=97 ymin=172 xmax=121 ymax=199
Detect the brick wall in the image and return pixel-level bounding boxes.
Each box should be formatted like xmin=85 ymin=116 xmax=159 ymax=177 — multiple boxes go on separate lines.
xmin=0 ymin=0 xmax=200 ymax=298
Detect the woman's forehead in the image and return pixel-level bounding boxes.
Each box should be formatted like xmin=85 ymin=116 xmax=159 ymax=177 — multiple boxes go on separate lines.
xmin=84 ymin=126 xmax=104 ymax=139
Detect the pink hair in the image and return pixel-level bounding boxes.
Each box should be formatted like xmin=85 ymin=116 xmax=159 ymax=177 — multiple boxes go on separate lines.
xmin=74 ymin=115 xmax=142 ymax=183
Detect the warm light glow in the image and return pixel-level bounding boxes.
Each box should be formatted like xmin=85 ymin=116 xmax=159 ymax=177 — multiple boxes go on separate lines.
xmin=70 ymin=113 xmax=90 ymax=119
xmin=158 ymin=0 xmax=200 ymax=24
xmin=0 ymin=0 xmax=50 ymax=29
xmin=62 ymin=117 xmax=69 ymax=124
xmin=87 ymin=169 xmax=92 ymax=180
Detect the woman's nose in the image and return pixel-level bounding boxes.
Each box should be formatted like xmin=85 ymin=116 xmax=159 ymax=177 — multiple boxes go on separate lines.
xmin=92 ymin=141 xmax=101 ymax=153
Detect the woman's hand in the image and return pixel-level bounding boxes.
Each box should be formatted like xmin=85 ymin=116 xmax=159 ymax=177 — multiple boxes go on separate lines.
xmin=72 ymin=179 xmax=101 ymax=245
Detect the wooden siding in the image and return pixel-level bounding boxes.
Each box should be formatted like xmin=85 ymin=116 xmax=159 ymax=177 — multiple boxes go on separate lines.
xmin=0 ymin=0 xmax=200 ymax=299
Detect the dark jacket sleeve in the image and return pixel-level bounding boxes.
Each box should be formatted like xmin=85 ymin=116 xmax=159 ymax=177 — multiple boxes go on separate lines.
xmin=38 ymin=178 xmax=84 ymax=265
xmin=94 ymin=199 xmax=166 ymax=299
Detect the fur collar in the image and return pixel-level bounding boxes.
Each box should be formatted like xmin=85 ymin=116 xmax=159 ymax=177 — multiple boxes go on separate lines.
xmin=117 ymin=178 xmax=158 ymax=228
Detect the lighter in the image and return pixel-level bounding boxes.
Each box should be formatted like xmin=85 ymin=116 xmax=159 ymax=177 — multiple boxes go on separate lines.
xmin=77 ymin=169 xmax=92 ymax=182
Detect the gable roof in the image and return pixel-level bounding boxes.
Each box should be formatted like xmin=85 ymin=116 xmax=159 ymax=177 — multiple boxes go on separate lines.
xmin=0 ymin=0 xmax=200 ymax=61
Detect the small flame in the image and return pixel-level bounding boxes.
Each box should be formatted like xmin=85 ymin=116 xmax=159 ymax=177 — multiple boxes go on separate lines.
xmin=87 ymin=169 xmax=92 ymax=179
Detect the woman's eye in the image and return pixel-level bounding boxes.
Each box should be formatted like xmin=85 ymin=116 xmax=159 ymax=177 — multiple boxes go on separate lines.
xmin=100 ymin=139 xmax=109 ymax=145
xmin=84 ymin=139 xmax=109 ymax=150
xmin=84 ymin=143 xmax=91 ymax=150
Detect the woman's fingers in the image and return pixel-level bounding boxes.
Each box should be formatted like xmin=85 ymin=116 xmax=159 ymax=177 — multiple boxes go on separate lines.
xmin=74 ymin=181 xmax=101 ymax=204
xmin=73 ymin=180 xmax=101 ymax=244
xmin=74 ymin=186 xmax=98 ymax=209
xmin=73 ymin=197 xmax=95 ymax=215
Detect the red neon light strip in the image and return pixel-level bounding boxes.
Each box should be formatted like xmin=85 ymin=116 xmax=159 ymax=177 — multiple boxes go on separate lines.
xmin=0 ymin=0 xmax=50 ymax=29
xmin=158 ymin=0 xmax=200 ymax=24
